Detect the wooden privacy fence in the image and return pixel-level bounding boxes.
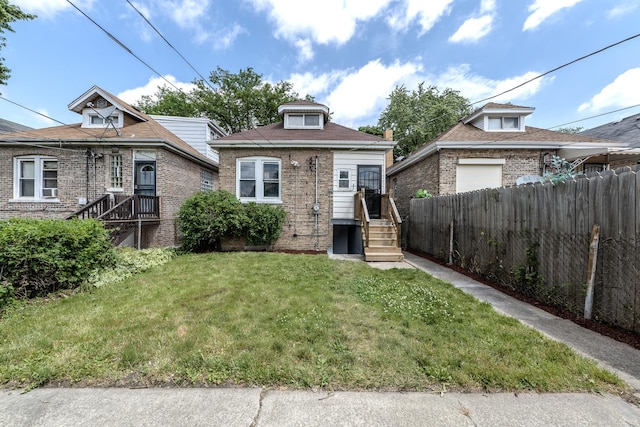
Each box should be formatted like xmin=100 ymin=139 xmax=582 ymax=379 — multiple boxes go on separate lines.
xmin=409 ymin=168 xmax=640 ymax=334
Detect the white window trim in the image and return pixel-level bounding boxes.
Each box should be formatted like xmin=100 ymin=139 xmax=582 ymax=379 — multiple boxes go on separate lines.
xmin=485 ymin=116 xmax=523 ymax=132
xmin=284 ymin=113 xmax=323 ymax=130
xmin=82 ymin=109 xmax=124 ymax=129
xmin=236 ymin=157 xmax=282 ymax=203
xmin=337 ymin=169 xmax=352 ymax=191
xmin=11 ymin=155 xmax=59 ymax=202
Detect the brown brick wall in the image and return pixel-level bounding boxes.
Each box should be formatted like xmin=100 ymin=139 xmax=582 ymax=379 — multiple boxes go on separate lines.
xmin=218 ymin=148 xmax=334 ymax=252
xmin=388 ymin=149 xmax=547 ymax=217
xmin=387 ymin=153 xmax=439 ymax=219
xmin=438 ymin=149 xmax=544 ymax=195
xmin=0 ymin=146 xmax=217 ymax=248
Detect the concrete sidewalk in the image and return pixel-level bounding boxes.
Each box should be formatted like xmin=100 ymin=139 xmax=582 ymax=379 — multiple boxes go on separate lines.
xmin=2 ymin=387 xmax=639 ymax=426
xmin=2 ymin=251 xmax=640 ymax=426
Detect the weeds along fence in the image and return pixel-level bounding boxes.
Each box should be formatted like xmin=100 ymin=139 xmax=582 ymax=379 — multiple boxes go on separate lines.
xmin=409 ymin=168 xmax=640 ymax=335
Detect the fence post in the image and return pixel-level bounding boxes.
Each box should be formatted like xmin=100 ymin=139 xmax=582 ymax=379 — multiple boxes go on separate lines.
xmin=448 ymin=219 xmax=454 ymax=265
xmin=584 ymin=224 xmax=600 ymax=320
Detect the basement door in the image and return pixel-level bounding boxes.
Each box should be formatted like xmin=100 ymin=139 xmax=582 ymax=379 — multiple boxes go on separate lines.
xmin=358 ymin=165 xmax=381 ymax=219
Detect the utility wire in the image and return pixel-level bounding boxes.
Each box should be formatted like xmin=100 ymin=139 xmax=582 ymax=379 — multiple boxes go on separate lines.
xmin=0 ymin=95 xmax=112 ymax=143
xmin=469 ymin=32 xmax=640 ymax=106
xmin=125 ymin=0 xmax=215 ymax=91
xmin=66 ymin=0 xmax=180 ymax=92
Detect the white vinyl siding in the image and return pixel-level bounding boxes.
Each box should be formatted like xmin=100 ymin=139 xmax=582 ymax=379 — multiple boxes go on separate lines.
xmin=456 ymin=159 xmax=505 ymax=193
xmin=333 ymin=151 xmax=386 ymax=219
xmin=151 ymin=115 xmax=220 ymax=163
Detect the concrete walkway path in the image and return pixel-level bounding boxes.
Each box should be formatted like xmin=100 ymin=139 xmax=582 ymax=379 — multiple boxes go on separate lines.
xmin=2 ymin=251 xmax=640 ymax=426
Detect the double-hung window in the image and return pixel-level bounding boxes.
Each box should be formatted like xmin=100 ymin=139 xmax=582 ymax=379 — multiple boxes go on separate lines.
xmin=237 ymin=157 xmax=281 ymax=202
xmin=14 ymin=156 xmax=58 ymax=200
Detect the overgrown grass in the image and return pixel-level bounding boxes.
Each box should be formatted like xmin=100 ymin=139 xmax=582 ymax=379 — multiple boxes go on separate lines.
xmin=0 ymin=252 xmax=623 ymax=393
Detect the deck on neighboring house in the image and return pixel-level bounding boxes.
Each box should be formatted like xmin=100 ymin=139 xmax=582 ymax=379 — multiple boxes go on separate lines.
xmin=66 ymin=194 xmax=160 ymax=247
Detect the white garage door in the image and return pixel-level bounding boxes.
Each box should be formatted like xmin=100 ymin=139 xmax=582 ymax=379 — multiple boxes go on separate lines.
xmin=456 ymin=159 xmax=504 ymax=193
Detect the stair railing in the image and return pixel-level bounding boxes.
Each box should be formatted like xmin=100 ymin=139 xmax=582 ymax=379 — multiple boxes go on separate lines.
xmin=381 ymin=194 xmax=402 ymax=248
xmin=354 ymin=189 xmax=371 ymax=248
xmin=65 ymin=194 xmax=110 ymax=219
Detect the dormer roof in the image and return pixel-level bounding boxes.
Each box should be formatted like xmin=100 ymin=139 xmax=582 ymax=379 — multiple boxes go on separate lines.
xmin=463 ymin=102 xmax=535 ymax=127
xmin=67 ymin=85 xmax=147 ymax=125
xmin=277 ymin=100 xmax=330 ymax=123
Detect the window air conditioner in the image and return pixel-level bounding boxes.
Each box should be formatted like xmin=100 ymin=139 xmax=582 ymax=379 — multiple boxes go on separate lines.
xmin=42 ymin=188 xmax=58 ymax=198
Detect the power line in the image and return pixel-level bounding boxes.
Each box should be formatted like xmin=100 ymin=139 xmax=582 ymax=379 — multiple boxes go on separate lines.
xmin=125 ymin=0 xmax=215 ymax=91
xmin=469 ymin=32 xmax=640 ymax=106
xmin=0 ymin=95 xmax=112 ymax=142
xmin=66 ymin=0 xmax=180 ymax=92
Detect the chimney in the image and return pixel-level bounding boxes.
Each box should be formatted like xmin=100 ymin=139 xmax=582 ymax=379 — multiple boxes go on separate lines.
xmin=384 ymin=129 xmax=394 ymax=168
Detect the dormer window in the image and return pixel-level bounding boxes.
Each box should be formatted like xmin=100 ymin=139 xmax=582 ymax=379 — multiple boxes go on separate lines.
xmin=488 ymin=116 xmax=520 ymax=130
xmin=90 ymin=115 xmax=119 ymax=125
xmin=285 ymin=113 xmax=322 ymax=129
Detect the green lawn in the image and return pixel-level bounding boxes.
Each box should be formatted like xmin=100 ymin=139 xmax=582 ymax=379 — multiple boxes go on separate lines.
xmin=0 ymin=252 xmax=624 ymax=393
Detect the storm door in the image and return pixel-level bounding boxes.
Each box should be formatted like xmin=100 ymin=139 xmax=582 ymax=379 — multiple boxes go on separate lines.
xmin=357 ymin=165 xmax=382 ymax=219
xmin=134 ymin=161 xmax=156 ymax=215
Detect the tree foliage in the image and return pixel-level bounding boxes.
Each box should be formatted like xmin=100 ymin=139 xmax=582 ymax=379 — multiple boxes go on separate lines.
xmin=0 ymin=1 xmax=35 ymax=88
xmin=556 ymin=126 xmax=584 ymax=134
xmin=136 ymin=67 xmax=308 ymax=134
xmin=377 ymin=83 xmax=471 ymax=157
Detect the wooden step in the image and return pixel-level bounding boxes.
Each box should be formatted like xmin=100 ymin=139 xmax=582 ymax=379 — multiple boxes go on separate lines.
xmin=364 ymin=249 xmax=404 ymax=262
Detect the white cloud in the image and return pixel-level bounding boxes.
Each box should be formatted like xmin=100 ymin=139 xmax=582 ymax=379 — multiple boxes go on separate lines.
xmin=387 ymin=0 xmax=454 ymax=35
xmin=13 ymin=0 xmax=96 ymax=18
xmin=211 ymin=23 xmax=247 ymax=50
xmin=523 ymin=0 xmax=583 ymax=31
xmin=116 ymin=75 xmax=197 ymax=105
xmin=607 ymin=2 xmax=639 ymax=19
xmin=169 ymin=0 xmax=210 ymax=28
xmin=449 ymin=15 xmax=494 ymax=44
xmin=288 ymin=61 xmax=551 ymax=127
xmin=319 ymin=59 xmax=421 ymax=126
xmin=294 ymin=38 xmax=315 ymax=64
xmin=247 ymin=0 xmax=390 ymax=45
xmin=578 ymin=68 xmax=640 ymax=112
xmin=434 ymin=65 xmax=550 ymax=104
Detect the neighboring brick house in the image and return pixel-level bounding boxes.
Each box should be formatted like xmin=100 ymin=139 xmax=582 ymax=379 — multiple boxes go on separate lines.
xmin=211 ymin=100 xmax=400 ymax=259
xmin=578 ymin=112 xmax=640 ymax=171
xmin=0 ymin=85 xmax=218 ymax=248
xmin=386 ymin=103 xmax=627 ymax=219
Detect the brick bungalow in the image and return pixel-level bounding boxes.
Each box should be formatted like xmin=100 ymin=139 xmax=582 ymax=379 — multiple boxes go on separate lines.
xmin=0 ymin=85 xmax=219 ymax=248
xmin=386 ymin=103 xmax=627 ymax=219
xmin=210 ymin=100 xmax=403 ymax=260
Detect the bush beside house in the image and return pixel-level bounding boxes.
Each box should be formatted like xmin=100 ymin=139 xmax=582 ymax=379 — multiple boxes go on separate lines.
xmin=0 ymin=218 xmax=115 ymax=305
xmin=177 ymin=190 xmax=286 ymax=253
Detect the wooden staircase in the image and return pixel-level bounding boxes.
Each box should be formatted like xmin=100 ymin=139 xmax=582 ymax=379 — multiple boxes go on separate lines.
xmin=355 ymin=190 xmax=404 ymax=262
xmin=66 ymin=194 xmax=160 ymax=248
xmin=364 ymin=219 xmax=404 ymax=262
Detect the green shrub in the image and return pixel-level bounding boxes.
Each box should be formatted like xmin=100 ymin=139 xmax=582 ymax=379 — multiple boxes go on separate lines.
xmin=177 ymin=191 xmax=288 ymax=252
xmin=415 ymin=189 xmax=433 ymax=199
xmin=0 ymin=218 xmax=115 ymax=298
xmin=245 ymin=202 xmax=286 ymax=246
xmin=177 ymin=190 xmax=247 ymax=252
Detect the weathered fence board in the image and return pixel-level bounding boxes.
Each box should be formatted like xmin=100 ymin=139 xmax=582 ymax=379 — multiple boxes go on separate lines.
xmin=409 ymin=168 xmax=640 ymax=334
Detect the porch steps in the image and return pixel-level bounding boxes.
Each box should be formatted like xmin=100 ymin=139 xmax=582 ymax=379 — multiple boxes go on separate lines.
xmin=364 ymin=219 xmax=404 ymax=262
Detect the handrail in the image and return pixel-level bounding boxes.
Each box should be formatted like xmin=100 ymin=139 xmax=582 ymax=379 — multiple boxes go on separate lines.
xmin=387 ymin=196 xmax=402 ymax=247
xmin=354 ymin=189 xmax=370 ymax=249
xmin=98 ymin=195 xmax=135 ymax=220
xmin=65 ymin=194 xmax=110 ymax=219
